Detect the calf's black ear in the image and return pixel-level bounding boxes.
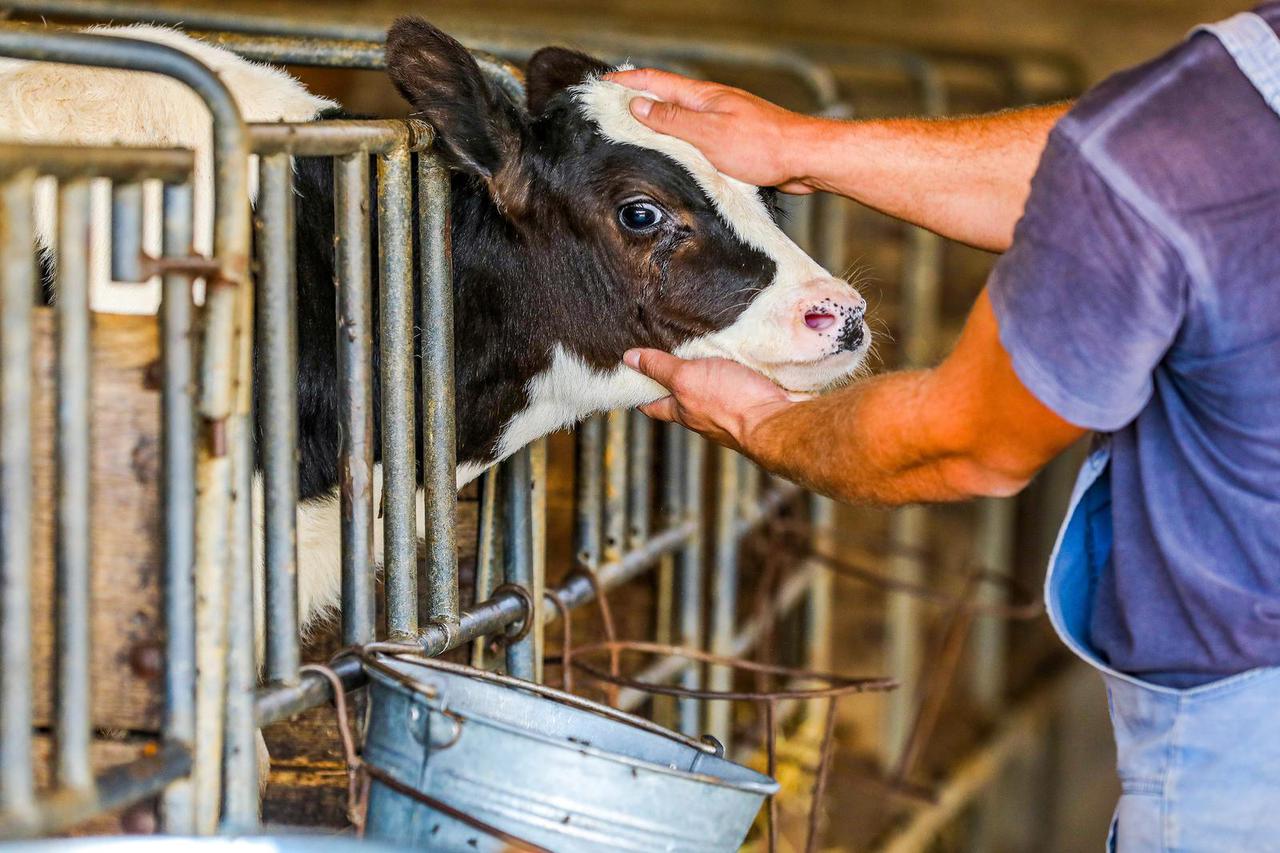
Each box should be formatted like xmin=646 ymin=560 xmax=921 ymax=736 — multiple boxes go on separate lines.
xmin=526 ymin=47 xmax=613 ymax=114
xmin=386 ymin=18 xmax=527 ymax=197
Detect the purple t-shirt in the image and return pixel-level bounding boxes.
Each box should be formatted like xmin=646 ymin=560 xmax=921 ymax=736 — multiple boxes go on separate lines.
xmin=989 ymin=4 xmax=1280 ymax=686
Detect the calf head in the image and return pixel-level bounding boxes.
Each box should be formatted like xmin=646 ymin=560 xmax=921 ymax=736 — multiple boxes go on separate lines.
xmin=386 ymin=19 xmax=870 ymax=481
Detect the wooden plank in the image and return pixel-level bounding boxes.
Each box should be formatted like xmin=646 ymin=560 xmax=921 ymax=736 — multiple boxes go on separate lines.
xmin=30 ymin=309 xmax=166 ymax=732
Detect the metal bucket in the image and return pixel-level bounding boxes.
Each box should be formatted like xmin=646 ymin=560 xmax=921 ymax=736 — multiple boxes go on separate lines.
xmin=362 ymin=654 xmax=778 ymax=852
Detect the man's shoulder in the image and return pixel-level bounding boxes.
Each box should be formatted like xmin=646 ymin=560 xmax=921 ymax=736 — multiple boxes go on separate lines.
xmin=1053 ymin=5 xmax=1280 ymax=230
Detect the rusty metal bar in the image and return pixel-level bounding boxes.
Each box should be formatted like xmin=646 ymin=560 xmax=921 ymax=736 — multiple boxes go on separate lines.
xmin=603 ymin=410 xmax=629 ymax=565
xmin=575 ymin=415 xmax=605 ymax=573
xmin=335 ymin=151 xmax=375 ymax=648
xmin=503 ymin=447 xmax=535 ymax=681
xmin=417 ymin=152 xmax=458 ymax=629
xmin=378 ymin=144 xmax=417 ymax=639
xmin=0 ymin=144 xmax=195 ymax=182
xmin=256 ymin=151 xmax=300 ymax=686
xmin=109 ymin=181 xmax=144 ymax=283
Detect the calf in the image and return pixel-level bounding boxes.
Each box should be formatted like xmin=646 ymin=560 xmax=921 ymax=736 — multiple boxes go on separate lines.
xmin=7 ymin=20 xmax=871 ymax=635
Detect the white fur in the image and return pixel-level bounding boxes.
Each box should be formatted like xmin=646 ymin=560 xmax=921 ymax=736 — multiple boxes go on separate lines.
xmin=0 ymin=24 xmax=335 ymax=313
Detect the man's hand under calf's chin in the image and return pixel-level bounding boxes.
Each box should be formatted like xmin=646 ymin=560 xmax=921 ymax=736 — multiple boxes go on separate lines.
xmin=623 ymin=348 xmax=800 ymax=456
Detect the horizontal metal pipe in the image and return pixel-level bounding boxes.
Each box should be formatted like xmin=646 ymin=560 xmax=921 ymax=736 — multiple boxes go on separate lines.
xmin=254 ymin=481 xmax=793 ymax=728
xmin=249 ymin=119 xmax=431 ymax=156
xmin=0 ymin=741 xmax=193 ymax=839
xmin=0 ymin=143 xmax=194 ymax=182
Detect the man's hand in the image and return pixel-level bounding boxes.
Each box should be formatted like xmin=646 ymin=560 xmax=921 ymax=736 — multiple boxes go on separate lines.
xmin=604 ymin=68 xmax=818 ymax=193
xmin=623 ymin=348 xmax=799 ymax=453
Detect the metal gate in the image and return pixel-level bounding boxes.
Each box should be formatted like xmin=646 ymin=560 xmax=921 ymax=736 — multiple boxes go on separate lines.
xmin=0 ymin=6 xmax=1084 ymax=848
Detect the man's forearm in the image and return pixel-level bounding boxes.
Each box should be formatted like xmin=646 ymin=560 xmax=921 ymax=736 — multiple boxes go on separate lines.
xmin=745 ymin=369 xmax=997 ymax=506
xmin=791 ymin=103 xmax=1070 ymax=252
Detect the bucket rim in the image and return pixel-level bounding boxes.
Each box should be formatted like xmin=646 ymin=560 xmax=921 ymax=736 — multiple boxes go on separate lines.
xmin=361 ymin=651 xmax=781 ymax=797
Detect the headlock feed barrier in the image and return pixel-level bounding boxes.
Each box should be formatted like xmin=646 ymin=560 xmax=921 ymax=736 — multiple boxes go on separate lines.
xmin=0 ymin=6 xmax=1084 ymax=848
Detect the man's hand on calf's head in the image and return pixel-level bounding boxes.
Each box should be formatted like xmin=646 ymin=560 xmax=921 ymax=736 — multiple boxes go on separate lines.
xmin=603 ymin=68 xmax=818 ymax=194
xmin=623 ymin=348 xmax=800 ymax=455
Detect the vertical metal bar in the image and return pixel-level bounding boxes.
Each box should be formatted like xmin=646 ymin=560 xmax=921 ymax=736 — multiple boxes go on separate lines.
xmin=805 ymin=495 xmax=836 ymax=726
xmin=968 ymin=498 xmax=1014 ymax=713
xmin=336 ymin=153 xmax=375 ymax=647
xmin=378 ymin=146 xmax=417 ymax=638
xmin=884 ymin=222 xmax=943 ymax=769
xmin=417 ymin=152 xmax=458 ymax=627
xmin=223 ymin=153 xmax=261 ymax=830
xmin=55 ymin=178 xmax=93 ymax=792
xmin=503 ymin=447 xmax=534 ymax=681
xmin=221 ymin=375 xmax=258 ymax=830
xmin=0 ymin=172 xmax=36 ymax=815
xmin=256 ymin=153 xmax=300 ymax=685
xmin=603 ymin=410 xmax=629 ymax=565
xmin=575 ymin=415 xmax=604 ymax=572
xmin=160 ymin=181 xmax=197 ymax=833
xmin=707 ymin=445 xmax=742 ymax=746
xmin=110 ymin=181 xmax=144 ymax=282
xmin=529 ymin=438 xmax=548 ymax=683
xmin=470 ymin=468 xmax=498 ymax=669
xmin=678 ymin=432 xmax=705 ymax=735
xmin=647 ymin=416 xmax=675 ymax=727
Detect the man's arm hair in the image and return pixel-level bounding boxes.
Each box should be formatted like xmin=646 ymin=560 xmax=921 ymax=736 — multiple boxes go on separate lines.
xmin=745 ymin=289 xmax=1086 ymax=504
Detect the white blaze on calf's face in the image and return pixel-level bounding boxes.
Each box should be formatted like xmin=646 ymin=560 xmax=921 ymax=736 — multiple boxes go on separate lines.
xmin=573 ymin=77 xmax=870 ymax=393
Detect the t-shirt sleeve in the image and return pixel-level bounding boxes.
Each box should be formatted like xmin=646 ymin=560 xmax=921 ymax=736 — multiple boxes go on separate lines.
xmin=988 ymin=127 xmax=1188 ymax=432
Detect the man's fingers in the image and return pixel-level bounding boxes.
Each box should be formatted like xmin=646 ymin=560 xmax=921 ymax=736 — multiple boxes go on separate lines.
xmin=605 ymin=67 xmax=718 ymax=109
xmin=624 ymin=348 xmax=685 ymax=388
xmin=629 ymin=97 xmax=706 ymax=141
xmin=638 ymin=396 xmax=680 ymax=423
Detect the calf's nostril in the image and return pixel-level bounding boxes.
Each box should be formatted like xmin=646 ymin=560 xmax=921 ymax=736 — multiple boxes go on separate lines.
xmin=804 ymin=311 xmax=837 ymax=331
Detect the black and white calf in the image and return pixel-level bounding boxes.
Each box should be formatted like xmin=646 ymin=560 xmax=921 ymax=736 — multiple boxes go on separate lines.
xmin=7 ymin=20 xmax=871 ymax=634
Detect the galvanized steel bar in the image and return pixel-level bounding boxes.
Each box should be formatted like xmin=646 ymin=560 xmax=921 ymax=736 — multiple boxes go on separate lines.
xmin=575 ymin=415 xmax=605 ymax=572
xmin=55 ymin=178 xmax=93 ymax=793
xmin=603 ymin=410 xmax=629 ymax=565
xmin=160 ymin=180 xmax=198 ymax=834
xmin=968 ymin=497 xmax=1015 ymax=713
xmin=677 ymin=434 xmax=706 ymax=734
xmin=503 ymin=447 xmax=535 ymax=681
xmin=335 ymin=152 xmax=376 ymax=647
xmin=110 ymin=181 xmax=144 ymax=283
xmin=378 ymin=145 xmax=418 ymax=638
xmin=0 ymin=31 xmax=252 ymax=834
xmin=417 ymin=152 xmax=458 ymax=627
xmin=0 ymin=171 xmax=36 ymax=817
xmin=220 ymin=373 xmax=258 ymax=830
xmin=249 ymin=120 xmax=423 ymax=157
xmin=0 ymin=145 xmax=195 ymax=183
xmin=256 ymin=152 xmax=300 ymax=685
xmin=529 ymin=439 xmax=548 ymax=683
xmin=470 ymin=469 xmax=498 ymax=669
xmin=706 ymin=445 xmax=742 ymax=746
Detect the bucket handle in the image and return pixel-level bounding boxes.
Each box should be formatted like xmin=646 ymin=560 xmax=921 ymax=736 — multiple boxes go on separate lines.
xmin=353 ymin=646 xmax=722 ymax=756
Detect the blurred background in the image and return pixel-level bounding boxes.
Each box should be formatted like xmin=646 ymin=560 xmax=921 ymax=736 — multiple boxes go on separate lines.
xmin=2 ymin=1 xmax=1248 ymax=850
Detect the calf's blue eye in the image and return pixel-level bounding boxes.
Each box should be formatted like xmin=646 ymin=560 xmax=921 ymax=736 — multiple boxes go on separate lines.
xmin=617 ymin=201 xmax=663 ymax=232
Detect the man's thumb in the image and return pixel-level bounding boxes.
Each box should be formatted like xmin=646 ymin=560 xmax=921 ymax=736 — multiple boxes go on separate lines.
xmin=629 ymin=97 xmax=689 ymax=134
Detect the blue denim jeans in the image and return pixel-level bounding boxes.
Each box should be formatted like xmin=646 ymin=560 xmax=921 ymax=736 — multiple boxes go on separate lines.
xmin=1047 ymin=440 xmax=1280 ymax=852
